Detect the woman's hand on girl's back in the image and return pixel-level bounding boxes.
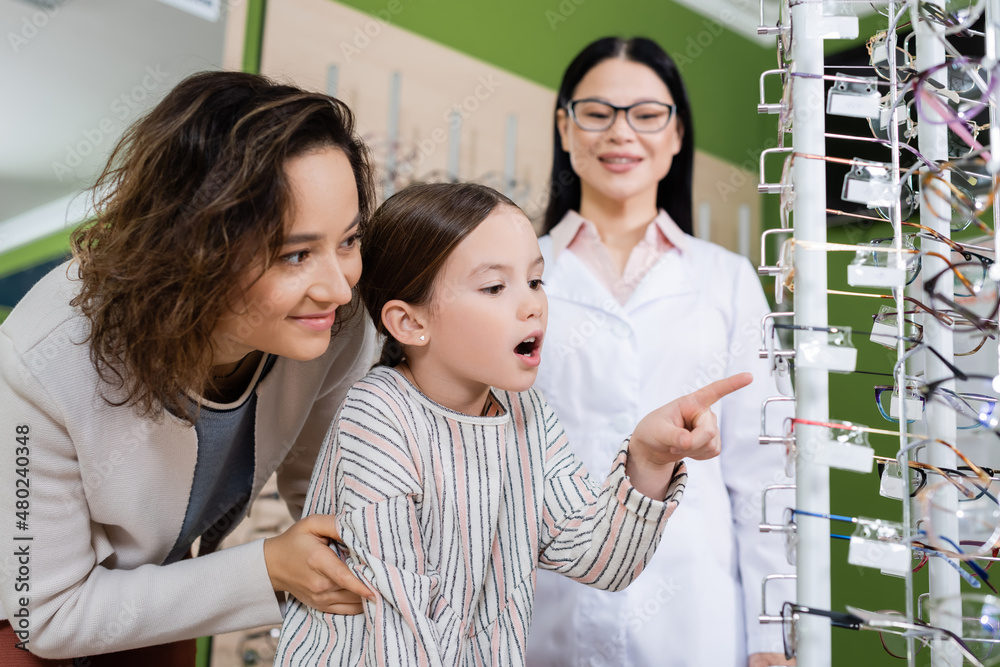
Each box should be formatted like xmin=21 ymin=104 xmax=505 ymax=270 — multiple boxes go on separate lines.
xmin=263 ymin=513 xmax=375 ymax=614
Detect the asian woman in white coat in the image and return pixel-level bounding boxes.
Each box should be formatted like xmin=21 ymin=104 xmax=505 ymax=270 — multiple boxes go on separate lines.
xmin=524 ymin=38 xmax=795 ymax=667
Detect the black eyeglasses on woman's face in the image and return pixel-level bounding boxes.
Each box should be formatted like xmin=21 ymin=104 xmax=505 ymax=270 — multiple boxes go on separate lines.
xmin=565 ymin=98 xmax=676 ymax=133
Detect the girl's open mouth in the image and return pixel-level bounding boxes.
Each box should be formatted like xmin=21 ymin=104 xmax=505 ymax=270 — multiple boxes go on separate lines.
xmin=514 ymin=332 xmax=543 ymax=367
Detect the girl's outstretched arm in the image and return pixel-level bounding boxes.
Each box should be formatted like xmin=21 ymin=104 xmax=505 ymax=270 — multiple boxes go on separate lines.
xmin=535 ymin=391 xmax=685 ymax=592
xmin=627 ymin=373 xmax=752 ymax=499
xmin=535 ymin=374 xmax=751 ymax=591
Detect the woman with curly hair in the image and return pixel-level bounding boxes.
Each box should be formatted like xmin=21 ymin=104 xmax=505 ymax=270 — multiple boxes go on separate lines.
xmin=0 ymin=71 xmax=377 ymax=665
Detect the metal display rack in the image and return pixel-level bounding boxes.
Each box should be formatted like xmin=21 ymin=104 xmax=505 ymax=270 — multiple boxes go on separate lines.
xmin=757 ymin=0 xmax=1000 ymax=664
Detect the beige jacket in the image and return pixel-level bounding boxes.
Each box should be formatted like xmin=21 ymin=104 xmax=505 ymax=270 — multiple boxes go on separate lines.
xmin=0 ymin=263 xmax=375 ymax=658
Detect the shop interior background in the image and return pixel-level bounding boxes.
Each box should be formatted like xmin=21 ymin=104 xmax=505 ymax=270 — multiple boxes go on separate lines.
xmin=0 ymin=0 xmax=904 ymax=664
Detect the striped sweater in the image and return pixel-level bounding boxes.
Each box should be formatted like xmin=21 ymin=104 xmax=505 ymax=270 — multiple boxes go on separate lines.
xmin=275 ymin=365 xmax=686 ymax=666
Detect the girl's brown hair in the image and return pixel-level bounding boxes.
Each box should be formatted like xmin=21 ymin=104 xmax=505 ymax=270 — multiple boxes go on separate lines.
xmin=358 ymin=182 xmax=515 ymax=366
xmin=71 ymin=71 xmax=375 ymax=423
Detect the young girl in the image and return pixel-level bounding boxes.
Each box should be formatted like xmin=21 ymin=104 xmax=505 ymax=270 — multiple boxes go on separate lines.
xmin=274 ymin=182 xmax=749 ymax=665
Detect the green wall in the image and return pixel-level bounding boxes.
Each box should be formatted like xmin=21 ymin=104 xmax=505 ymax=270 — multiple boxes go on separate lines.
xmin=333 ymin=0 xmax=776 ymax=167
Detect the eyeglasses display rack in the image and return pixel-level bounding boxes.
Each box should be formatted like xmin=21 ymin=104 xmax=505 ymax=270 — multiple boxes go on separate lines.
xmin=757 ymin=0 xmax=1000 ymax=664
xmin=918 ymin=5 xmax=959 ymax=664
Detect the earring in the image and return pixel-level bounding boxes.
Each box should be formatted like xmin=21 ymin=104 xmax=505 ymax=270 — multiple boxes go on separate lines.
xmin=419 ymin=335 xmax=426 ymax=341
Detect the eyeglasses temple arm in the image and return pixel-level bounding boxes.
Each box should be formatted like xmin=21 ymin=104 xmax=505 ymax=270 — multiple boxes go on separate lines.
xmin=802 ymin=607 xmax=864 ymax=630
xmin=924 ymin=345 xmax=969 ymax=381
xmin=918 ymin=252 xmax=979 ymax=293
xmin=938 ymin=628 xmax=988 ymax=667
xmin=901 ymin=296 xmax=955 ymax=326
xmin=824 ymin=132 xmax=939 ymax=171
xmin=827 ymin=207 xmax=884 ymax=224
xmin=908 ymin=227 xmax=969 ymax=257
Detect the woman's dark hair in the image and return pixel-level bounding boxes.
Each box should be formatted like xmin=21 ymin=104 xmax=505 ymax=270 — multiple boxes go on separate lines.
xmin=542 ymin=37 xmax=695 ymax=235
xmin=359 ymin=182 xmax=516 ymax=367
xmin=71 ymin=70 xmax=376 ymax=423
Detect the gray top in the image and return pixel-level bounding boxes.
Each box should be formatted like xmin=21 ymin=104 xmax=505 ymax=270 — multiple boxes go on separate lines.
xmin=164 ymin=354 xmax=276 ymax=564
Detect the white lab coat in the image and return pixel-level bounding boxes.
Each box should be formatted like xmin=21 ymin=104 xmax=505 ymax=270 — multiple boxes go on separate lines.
xmin=526 ymin=225 xmax=795 ymax=667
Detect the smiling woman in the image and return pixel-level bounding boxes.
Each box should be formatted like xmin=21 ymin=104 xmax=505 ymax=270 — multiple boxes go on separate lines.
xmin=0 ymin=71 xmax=378 ymax=665
xmin=527 ymin=37 xmax=795 ymax=667
xmin=211 ymin=148 xmax=363 ymax=377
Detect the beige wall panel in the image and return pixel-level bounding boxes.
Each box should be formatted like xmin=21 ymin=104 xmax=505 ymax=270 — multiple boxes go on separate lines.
xmin=222 ymin=1 xmax=249 ymax=72
xmin=693 ymin=151 xmax=761 ymax=263
xmin=260 ymin=0 xmax=555 ymax=221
